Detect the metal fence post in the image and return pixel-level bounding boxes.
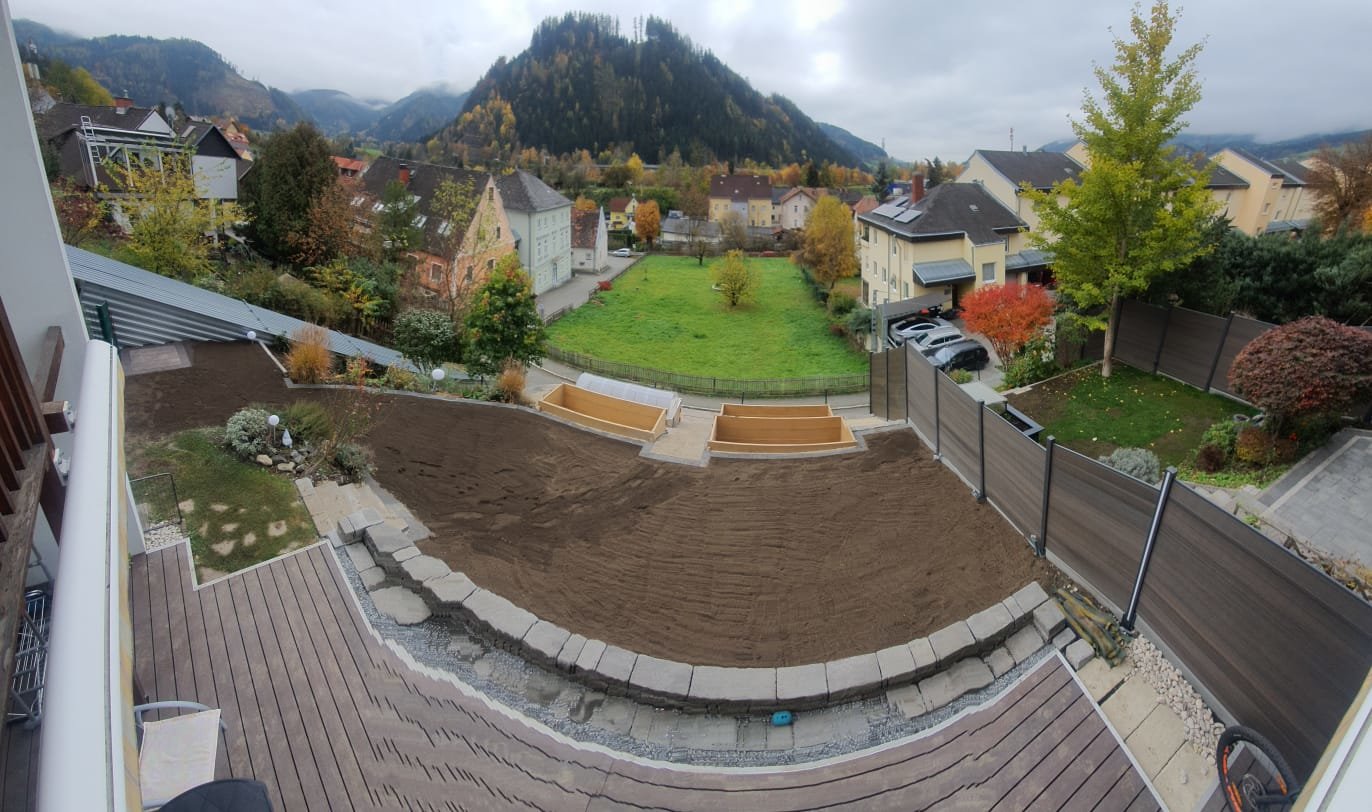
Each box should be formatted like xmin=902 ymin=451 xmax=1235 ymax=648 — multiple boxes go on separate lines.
xmin=975 ymin=403 xmax=986 ymax=502
xmin=1032 ymin=435 xmax=1055 ymax=557
xmin=1152 ymin=306 xmax=1173 ymax=374
xmin=932 ymin=363 xmax=942 ymax=460
xmin=1122 ymin=467 xmax=1177 ymax=632
xmin=1204 ymin=312 xmax=1236 ymax=391
xmin=902 ymin=344 xmax=910 ymax=422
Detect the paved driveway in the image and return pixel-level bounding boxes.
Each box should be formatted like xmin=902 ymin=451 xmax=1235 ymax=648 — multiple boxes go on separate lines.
xmin=1258 ymin=428 xmax=1372 ymax=566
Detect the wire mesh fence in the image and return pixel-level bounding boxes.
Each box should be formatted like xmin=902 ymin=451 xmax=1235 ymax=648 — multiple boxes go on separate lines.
xmin=545 ymin=346 xmax=868 ymax=398
xmin=130 ymin=472 xmax=183 ymax=531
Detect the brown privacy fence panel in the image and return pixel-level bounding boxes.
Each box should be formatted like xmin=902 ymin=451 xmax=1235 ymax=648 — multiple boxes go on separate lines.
xmin=1114 ymin=300 xmax=1169 ymax=372
xmin=1138 ymin=485 xmax=1372 ymax=778
xmin=1211 ymin=316 xmax=1272 ymax=398
xmin=1044 ymin=446 xmax=1157 ymax=613
xmin=1157 ymin=307 xmax=1230 ymax=388
xmin=935 ymin=374 xmax=981 ymax=488
xmin=887 ymin=347 xmax=907 ymax=421
xmin=906 ymin=346 xmax=937 ymax=443
xmin=982 ymin=411 xmax=1045 ymax=539
xmin=869 ymin=351 xmax=889 ymax=419
xmin=1056 ymin=328 xmax=1105 ymax=368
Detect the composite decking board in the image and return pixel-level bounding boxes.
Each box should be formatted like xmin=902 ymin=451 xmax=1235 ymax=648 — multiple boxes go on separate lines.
xmin=0 ymin=724 xmax=37 ymax=812
xmin=1103 ymin=767 xmax=1159 ymax=812
xmin=264 ymin=554 xmax=365 ymax=810
xmin=129 ymin=550 xmax=155 ymax=707
xmin=159 ymin=547 xmax=198 ymax=714
xmin=1022 ymin=725 xmax=1117 ymax=810
xmin=1059 ymin=744 xmax=1139 ymax=811
xmin=144 ymin=541 xmax=174 ymax=720
xmin=226 ymin=569 xmax=307 ymax=811
xmin=192 ymin=564 xmax=250 ymax=782
xmin=170 ymin=545 xmax=228 ymax=780
xmin=240 ymin=565 xmax=332 ymax=811
xmin=987 ymin=703 xmax=1105 ymax=809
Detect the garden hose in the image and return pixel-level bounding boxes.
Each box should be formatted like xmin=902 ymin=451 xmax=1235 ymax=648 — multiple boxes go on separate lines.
xmin=1055 ymin=588 xmax=1128 ymax=667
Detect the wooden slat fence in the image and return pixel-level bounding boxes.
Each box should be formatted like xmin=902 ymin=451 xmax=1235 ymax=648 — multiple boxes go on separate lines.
xmin=936 ymin=373 xmax=980 ymax=487
xmin=1211 ymin=316 xmax=1272 ymax=398
xmin=1114 ymin=300 xmax=1169 ymax=372
xmin=906 ymin=345 xmax=936 ymax=444
xmin=982 ymin=409 xmax=1046 ymax=542
xmin=1156 ymin=307 xmax=1229 ymax=389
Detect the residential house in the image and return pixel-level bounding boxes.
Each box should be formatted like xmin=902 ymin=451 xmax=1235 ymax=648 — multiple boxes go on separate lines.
xmin=777 ymin=187 xmax=823 ymax=230
xmin=33 ymin=100 xmax=241 ymax=202
xmin=496 ymin=170 xmax=573 ymax=294
xmin=607 ymin=195 xmax=638 ymax=230
xmin=708 ymin=174 xmax=773 ymax=228
xmin=356 ymin=156 xmax=516 ymax=303
xmin=333 ymin=155 xmax=364 ymax=181
xmin=959 ymin=150 xmax=1083 ymax=233
xmin=1215 ymin=147 xmax=1316 ymax=235
xmin=852 ymin=195 xmax=881 ymax=217
xmin=770 ymin=186 xmax=789 ymax=227
xmin=856 ymin=182 xmax=1033 ymax=310
xmin=571 ymin=206 xmax=609 ymax=273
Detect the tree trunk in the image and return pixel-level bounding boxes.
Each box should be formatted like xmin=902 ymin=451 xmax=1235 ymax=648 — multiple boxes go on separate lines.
xmin=1101 ymin=290 xmax=1121 ymax=378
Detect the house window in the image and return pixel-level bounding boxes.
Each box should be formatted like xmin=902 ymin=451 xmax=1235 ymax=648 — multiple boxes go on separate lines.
xmin=465 ymin=266 xmax=474 ymax=282
xmin=429 ymin=264 xmax=442 ymax=284
xmin=496 ymin=225 xmax=501 ymax=240
xmin=437 ymin=220 xmax=453 ymax=237
xmin=902 ymin=282 xmax=910 ymax=298
xmin=487 ymin=258 xmax=495 ymax=270
xmin=1262 ymin=202 xmax=1270 ymax=214
xmin=982 ymin=262 xmax=995 ymax=283
xmin=487 ymin=187 xmax=494 ymax=201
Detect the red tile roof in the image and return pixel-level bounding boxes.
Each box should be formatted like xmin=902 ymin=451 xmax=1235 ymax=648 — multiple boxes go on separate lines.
xmin=333 ymin=156 xmax=365 ymax=173
xmin=607 ymin=197 xmax=631 ymax=213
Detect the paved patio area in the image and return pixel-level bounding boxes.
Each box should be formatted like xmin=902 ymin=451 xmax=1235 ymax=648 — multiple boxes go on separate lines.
xmin=1258 ymin=428 xmax=1372 ymax=567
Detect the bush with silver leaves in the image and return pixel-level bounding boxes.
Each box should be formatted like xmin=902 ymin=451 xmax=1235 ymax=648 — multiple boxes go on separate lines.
xmin=1098 ymin=447 xmax=1162 ymax=484
xmin=224 ymin=407 xmax=271 ymax=461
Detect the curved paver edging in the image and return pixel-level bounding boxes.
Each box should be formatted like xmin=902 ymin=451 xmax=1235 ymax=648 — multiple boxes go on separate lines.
xmin=353 ymin=519 xmax=1069 ymax=712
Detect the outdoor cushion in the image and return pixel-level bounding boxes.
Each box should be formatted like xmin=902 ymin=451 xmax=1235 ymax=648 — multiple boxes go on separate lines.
xmin=140 ymin=709 xmax=221 ymax=808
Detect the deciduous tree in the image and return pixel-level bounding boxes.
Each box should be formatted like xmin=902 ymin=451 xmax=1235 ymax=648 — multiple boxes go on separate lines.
xmin=635 ymin=200 xmax=661 ymax=249
xmin=719 ymin=210 xmax=748 ymax=251
xmin=797 ymin=196 xmax=858 ymax=289
xmin=958 ymin=284 xmax=1056 ymax=363
xmin=377 ymin=180 xmax=420 ymax=261
xmin=1306 ymin=135 xmax=1372 ymax=234
xmin=241 ymin=122 xmax=336 ymax=262
xmin=392 ymin=308 xmax=461 ymax=372
xmin=288 ymin=180 xmax=354 ymax=267
xmin=712 ymin=249 xmax=757 ymax=307
xmin=573 ymin=196 xmax=598 ymax=212
xmin=464 ymin=254 xmax=548 ymax=377
xmin=452 ymin=93 xmax=518 ymax=167
xmin=1228 ymin=316 xmax=1372 ymax=433
xmin=1026 ymin=1 xmax=1217 ymax=377
xmin=50 ymin=178 xmax=108 ymax=245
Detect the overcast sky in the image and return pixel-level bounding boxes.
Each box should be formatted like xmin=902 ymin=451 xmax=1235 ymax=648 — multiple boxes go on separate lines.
xmin=16 ymin=0 xmax=1372 ymax=161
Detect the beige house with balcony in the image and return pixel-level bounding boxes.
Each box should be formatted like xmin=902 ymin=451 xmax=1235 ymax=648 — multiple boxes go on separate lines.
xmin=776 ymin=187 xmax=823 ymax=230
xmin=958 ymin=150 xmax=1083 ymax=234
xmin=1214 ymin=148 xmax=1316 ymax=234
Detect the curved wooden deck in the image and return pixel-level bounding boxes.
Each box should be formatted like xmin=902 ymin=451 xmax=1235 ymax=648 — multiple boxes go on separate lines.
xmin=4 ymin=543 xmax=1162 ymax=810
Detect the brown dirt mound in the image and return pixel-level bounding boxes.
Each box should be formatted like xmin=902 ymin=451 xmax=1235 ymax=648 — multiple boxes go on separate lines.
xmin=126 ymin=342 xmax=1063 ymax=667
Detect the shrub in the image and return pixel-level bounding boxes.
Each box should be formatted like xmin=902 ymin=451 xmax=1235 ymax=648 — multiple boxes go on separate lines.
xmin=846 ymin=305 xmax=873 ymax=336
xmin=596 ymin=280 xmax=613 ymax=292
xmin=224 ymin=408 xmax=271 ymax=461
xmin=1194 ymin=443 xmax=1226 ymax=473
xmin=282 ymin=401 xmax=332 ymax=445
xmin=392 ymin=308 xmax=460 ymax=373
xmin=331 ymin=442 xmax=372 ymax=482
xmin=494 ymin=360 xmax=527 ymax=404
xmin=1236 ymin=426 xmax=1301 ymax=465
xmin=1200 ymin=420 xmax=1241 ymax=457
xmin=1001 ymin=335 xmax=1060 ymax=388
xmin=950 ymin=369 xmax=974 ymax=384
xmin=828 ymin=291 xmax=857 ymax=317
xmin=382 ymin=364 xmax=420 ymax=392
xmin=828 ymin=322 xmax=847 ymax=336
xmin=1098 ymin=447 xmax=1162 ymax=484
xmin=1229 ymin=315 xmax=1372 ymax=431
xmin=284 ymin=324 xmax=332 ymax=383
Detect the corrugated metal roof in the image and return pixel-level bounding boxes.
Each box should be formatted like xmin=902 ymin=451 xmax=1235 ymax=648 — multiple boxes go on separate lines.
xmin=913 ymin=258 xmax=975 ymax=286
xmin=65 ymin=246 xmax=415 ymax=370
xmin=1006 ymin=249 xmax=1053 ymax=270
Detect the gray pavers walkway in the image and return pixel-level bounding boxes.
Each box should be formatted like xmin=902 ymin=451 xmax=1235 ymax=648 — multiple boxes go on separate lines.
xmin=1257 ymin=429 xmax=1372 ymax=566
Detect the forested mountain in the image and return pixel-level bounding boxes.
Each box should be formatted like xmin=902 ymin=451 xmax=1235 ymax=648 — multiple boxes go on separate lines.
xmin=1040 ymin=129 xmax=1372 ymax=160
xmin=368 ymin=87 xmax=469 ymax=142
xmin=15 ymin=19 xmax=305 ymax=130
xmin=447 ymin=13 xmax=856 ymax=166
xmin=289 ymin=89 xmax=387 ymax=135
xmin=818 ymin=122 xmax=888 ymax=166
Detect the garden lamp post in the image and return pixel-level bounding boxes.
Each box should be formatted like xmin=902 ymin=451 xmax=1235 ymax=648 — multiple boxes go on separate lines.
xmin=267 ymin=414 xmax=279 ymax=445
xmin=431 ymin=366 xmax=446 ymax=393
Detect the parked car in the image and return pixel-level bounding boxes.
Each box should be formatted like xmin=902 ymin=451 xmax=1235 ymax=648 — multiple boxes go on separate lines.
xmin=611 ymin=247 xmax=633 ymax=257
xmin=887 ymin=316 xmax=952 ymax=344
xmin=925 ymin=339 xmax=990 ymax=372
xmin=912 ymin=326 xmax=965 ymax=353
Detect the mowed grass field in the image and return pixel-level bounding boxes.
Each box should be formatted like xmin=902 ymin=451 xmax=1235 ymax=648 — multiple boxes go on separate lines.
xmin=546 ymin=255 xmax=867 ymax=378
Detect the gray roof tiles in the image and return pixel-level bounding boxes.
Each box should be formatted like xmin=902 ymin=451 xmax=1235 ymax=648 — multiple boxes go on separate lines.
xmin=495 ymin=170 xmax=572 ymax=212
xmin=972 ymin=149 xmax=1084 ymax=190
xmin=858 ymin=183 xmax=1025 ymax=245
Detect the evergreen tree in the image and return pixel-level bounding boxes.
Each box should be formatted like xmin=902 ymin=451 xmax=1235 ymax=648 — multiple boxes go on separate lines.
xmin=241 ymin=123 xmax=336 ymax=262
xmin=377 ymin=181 xmax=420 ymax=261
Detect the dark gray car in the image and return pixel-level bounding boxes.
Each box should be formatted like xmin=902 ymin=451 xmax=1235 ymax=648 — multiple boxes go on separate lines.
xmin=925 ymin=339 xmax=990 ymax=372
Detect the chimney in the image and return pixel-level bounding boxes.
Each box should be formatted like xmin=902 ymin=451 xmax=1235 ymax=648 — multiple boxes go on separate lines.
xmin=398 ymin=163 xmax=410 ymax=186
xmin=910 ymin=173 xmax=925 ymax=204
xmin=114 ymin=94 xmax=133 ymax=114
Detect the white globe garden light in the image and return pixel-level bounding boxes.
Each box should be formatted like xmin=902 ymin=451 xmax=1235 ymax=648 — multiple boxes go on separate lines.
xmin=431 ymin=367 xmax=446 ymax=382
xmin=246 ymin=330 xmax=257 ymax=341
xmin=267 ymin=414 xmax=280 ymax=444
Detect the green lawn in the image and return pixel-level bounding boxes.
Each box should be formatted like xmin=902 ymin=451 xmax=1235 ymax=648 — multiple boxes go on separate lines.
xmin=132 ymin=430 xmax=317 ymax=581
xmin=1007 ymin=365 xmax=1255 ymax=467
xmin=546 ymin=255 xmax=866 ymax=378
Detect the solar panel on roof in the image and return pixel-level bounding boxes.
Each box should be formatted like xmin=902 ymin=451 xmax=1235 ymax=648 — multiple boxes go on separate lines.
xmin=873 ymin=204 xmax=904 ymax=218
xmin=894 ymin=210 xmax=921 ymax=223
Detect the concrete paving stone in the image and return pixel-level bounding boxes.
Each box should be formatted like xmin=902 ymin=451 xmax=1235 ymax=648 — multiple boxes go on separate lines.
xmin=908 ymin=637 xmax=938 ymax=680
xmin=400 ymin=554 xmax=449 ymax=582
xmin=392 ymin=545 xmax=421 ymax=563
xmin=325 ymin=529 xmax=344 ymax=548
xmin=672 ymin=715 xmax=739 ymax=751
xmin=966 ymin=602 xmax=1016 ymax=645
xmin=628 ymin=708 xmax=675 ymax=747
xmin=593 ymin=645 xmax=638 ymax=691
xmin=1006 ymin=625 xmax=1045 ymax=664
xmin=1155 ymin=739 xmax=1216 ymax=812
xmin=522 ymin=620 xmax=572 ymax=665
xmin=1126 ymin=704 xmax=1186 ymax=779
xmin=556 ymin=634 xmax=588 ymax=671
xmin=1011 ymin=581 xmax=1050 ymax=614
xmin=294 ymin=477 xmax=314 ymax=496
xmin=950 ymin=657 xmax=994 ymax=695
xmin=689 ymin=666 xmax=776 ymax=706
xmin=929 ymin=621 xmax=978 ymax=665
xmin=737 ymin=722 xmax=768 ymax=751
xmin=792 ymin=710 xmax=866 ymax=749
xmin=1065 ymin=638 xmax=1095 ymax=669
xmin=628 ymin=655 xmax=693 ymax=700
xmin=825 ymin=654 xmax=883 ymax=702
xmin=1075 ymin=657 xmax=1129 ymax=703
xmin=1001 ymin=597 xmax=1031 ymax=627
xmin=575 ymin=639 xmax=607 ymax=674
xmin=775 ymin=663 xmax=828 ymax=707
xmin=1033 ymin=599 xmax=1068 ymax=639
xmin=343 ymin=543 xmax=375 ymax=573
xmin=985 ymin=646 xmax=1015 ymax=679
xmin=364 ymin=523 xmax=409 ymax=555
xmin=370 ymin=586 xmax=431 ymax=625
xmin=876 ymin=644 xmax=918 ymax=686
xmin=423 ymin=572 xmax=477 ymax=605
xmin=358 ymin=566 xmax=385 ymax=590
xmin=765 ymin=723 xmax=794 ymax=750
xmin=1102 ymin=676 xmax=1162 ymax=739
xmin=340 ymin=507 xmax=383 ymax=542
xmin=462 ymin=589 xmax=537 ymax=642
xmin=1053 ymin=628 xmax=1076 ymax=652
xmin=885 ymin=683 xmax=927 ymax=718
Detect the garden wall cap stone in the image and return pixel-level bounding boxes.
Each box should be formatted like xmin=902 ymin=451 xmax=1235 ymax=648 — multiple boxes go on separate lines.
xmin=908 ymin=637 xmax=938 ymax=679
xmin=775 ymin=663 xmax=827 ymax=706
xmin=1001 ymin=597 xmax=1031 ymax=626
xmin=575 ymin=639 xmax=607 ymax=674
xmin=401 ymin=554 xmax=450 ymax=583
xmin=919 ymin=657 xmax=993 ymax=709
xmin=557 ymin=634 xmax=588 ymax=671
xmin=523 ymin=620 xmax=572 ymax=664
xmin=629 ymin=655 xmax=693 ymax=699
xmin=876 ymin=644 xmax=917 ymax=686
xmin=424 ymin=572 xmax=476 ymax=604
xmin=1032 ymin=600 xmax=1068 ymax=639
xmin=966 ymin=602 xmax=1015 ymax=644
xmin=393 ymin=545 xmax=421 ymax=563
xmin=593 ymin=646 xmax=638 ymax=686
xmin=359 ymin=567 xmax=385 ymax=590
xmin=464 ymin=589 xmax=537 ymax=641
xmin=689 ymin=666 xmax=777 ymax=705
xmin=986 ymin=646 xmax=1015 ymax=678
xmin=366 ymin=524 xmax=410 ymax=555
xmin=1006 ymin=625 xmax=1044 ymax=664
xmin=371 ymin=586 xmax=431 ymax=625
xmin=1011 ymin=581 xmax=1050 ymax=614
xmin=825 ymin=654 xmax=882 ymax=701
xmin=929 ymin=621 xmax=976 ymax=664
xmin=343 ymin=543 xmax=375 ymax=573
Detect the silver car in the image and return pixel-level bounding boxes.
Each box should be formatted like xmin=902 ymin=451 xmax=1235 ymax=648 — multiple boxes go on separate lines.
xmin=912 ymin=326 xmax=965 ymax=353
xmin=888 ymin=316 xmax=952 ymax=344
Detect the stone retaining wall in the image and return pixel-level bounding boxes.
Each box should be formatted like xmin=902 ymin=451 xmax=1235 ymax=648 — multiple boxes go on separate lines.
xmin=356 ymin=519 xmax=1068 ymax=712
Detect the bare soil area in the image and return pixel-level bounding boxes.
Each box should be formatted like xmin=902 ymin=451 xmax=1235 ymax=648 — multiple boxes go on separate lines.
xmin=127 ymin=342 xmax=1065 ymax=667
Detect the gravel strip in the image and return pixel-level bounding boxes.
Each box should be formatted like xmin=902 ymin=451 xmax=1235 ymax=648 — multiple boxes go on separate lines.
xmin=143 ymin=524 xmax=189 ymax=552
xmin=1130 ymin=636 xmax=1223 ymax=756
